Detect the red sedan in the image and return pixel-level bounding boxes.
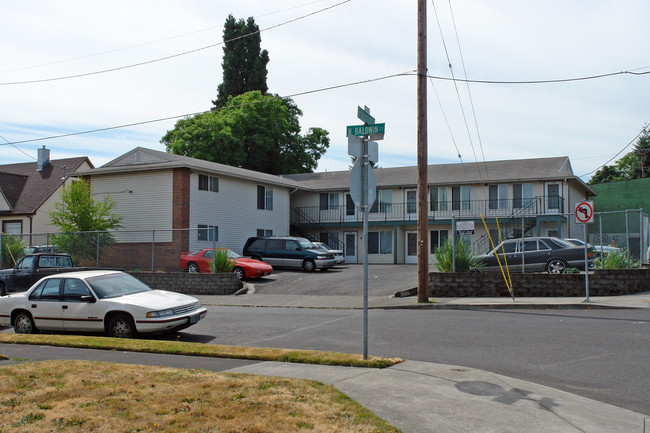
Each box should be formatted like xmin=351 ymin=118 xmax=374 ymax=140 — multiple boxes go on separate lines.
xmin=179 ymin=248 xmax=272 ymax=280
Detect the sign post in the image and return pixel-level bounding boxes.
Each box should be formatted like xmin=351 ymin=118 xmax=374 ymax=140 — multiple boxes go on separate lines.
xmin=348 ymin=106 xmax=384 ymax=360
xmin=575 ymin=201 xmax=594 ymax=302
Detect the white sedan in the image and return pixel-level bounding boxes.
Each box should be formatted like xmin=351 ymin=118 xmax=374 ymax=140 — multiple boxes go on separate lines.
xmin=0 ymin=270 xmax=207 ymax=338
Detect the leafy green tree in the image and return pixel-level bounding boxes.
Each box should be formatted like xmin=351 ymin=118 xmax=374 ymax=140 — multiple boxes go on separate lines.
xmin=163 ymin=91 xmax=330 ymax=174
xmin=213 ymin=15 xmax=269 ymax=109
xmin=589 ymin=124 xmax=650 ymax=184
xmin=634 ymin=124 xmax=650 ymax=178
xmin=49 ymin=178 xmax=122 ymax=263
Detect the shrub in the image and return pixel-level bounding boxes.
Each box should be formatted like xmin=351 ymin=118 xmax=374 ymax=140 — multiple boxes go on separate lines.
xmin=1 ymin=235 xmax=25 ymax=268
xmin=593 ymin=248 xmax=640 ymax=269
xmin=207 ymin=249 xmax=234 ymax=273
xmin=433 ymin=238 xmax=483 ymax=272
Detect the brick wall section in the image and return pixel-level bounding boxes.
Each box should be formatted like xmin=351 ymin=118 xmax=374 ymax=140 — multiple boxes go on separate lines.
xmin=132 ymin=271 xmax=241 ymax=295
xmin=429 ymin=268 xmax=650 ymax=297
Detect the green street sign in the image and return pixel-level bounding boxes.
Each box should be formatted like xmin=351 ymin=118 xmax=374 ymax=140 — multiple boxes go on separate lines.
xmin=346 ymin=123 xmax=385 ymax=137
xmin=357 ymin=106 xmax=375 ymax=125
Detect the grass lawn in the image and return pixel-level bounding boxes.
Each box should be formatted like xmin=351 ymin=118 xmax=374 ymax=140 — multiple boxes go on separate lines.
xmin=0 ymin=334 xmax=403 ymax=432
xmin=0 ymin=360 xmax=402 ymax=432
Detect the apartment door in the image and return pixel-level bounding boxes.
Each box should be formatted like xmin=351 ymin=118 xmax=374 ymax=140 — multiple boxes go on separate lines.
xmin=344 ymin=232 xmax=357 ymax=263
xmin=546 ymin=183 xmax=561 ymax=213
xmin=345 ymin=193 xmax=357 ymax=221
xmin=405 ymin=231 xmax=418 ymax=264
xmin=405 ymin=189 xmax=417 ymax=220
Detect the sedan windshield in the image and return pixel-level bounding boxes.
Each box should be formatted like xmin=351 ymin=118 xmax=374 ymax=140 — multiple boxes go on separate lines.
xmin=86 ymin=273 xmax=152 ymax=299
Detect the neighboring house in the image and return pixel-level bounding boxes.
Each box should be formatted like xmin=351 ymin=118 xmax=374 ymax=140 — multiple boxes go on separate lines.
xmin=0 ymin=146 xmax=93 ymax=244
xmin=287 ymin=157 xmax=596 ymax=264
xmin=76 ymin=147 xmax=302 ymax=270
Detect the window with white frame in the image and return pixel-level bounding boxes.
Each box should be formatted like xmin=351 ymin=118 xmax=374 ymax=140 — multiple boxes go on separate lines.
xmin=489 ymin=184 xmax=509 ymax=210
xmin=2 ymin=221 xmax=22 ymax=234
xmin=430 ymin=229 xmax=449 ymax=250
xmin=513 ymin=183 xmax=534 ymax=208
xmin=452 ymin=186 xmax=471 ymax=211
xmin=429 ymin=187 xmax=449 ymax=211
xmin=257 ymin=186 xmax=273 ymax=210
xmin=319 ymin=192 xmax=339 ymax=210
xmin=256 ymin=229 xmax=273 ymax=236
xmin=370 ymin=190 xmax=392 ymax=213
xmin=368 ymin=231 xmax=392 ymax=254
xmin=198 ymin=174 xmax=219 ymax=192
xmin=197 ymin=225 xmax=218 ymax=242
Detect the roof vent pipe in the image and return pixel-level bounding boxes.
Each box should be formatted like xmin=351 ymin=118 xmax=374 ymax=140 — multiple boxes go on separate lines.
xmin=37 ymin=145 xmax=50 ymax=171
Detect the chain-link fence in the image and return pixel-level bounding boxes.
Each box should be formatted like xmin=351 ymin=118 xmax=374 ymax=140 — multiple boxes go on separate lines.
xmin=463 ymin=209 xmax=648 ymax=271
xmin=0 ymin=227 xmax=233 ymax=272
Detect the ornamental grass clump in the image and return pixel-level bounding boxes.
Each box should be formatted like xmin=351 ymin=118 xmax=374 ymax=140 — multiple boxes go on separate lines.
xmin=208 ymin=248 xmax=234 ymax=273
xmin=433 ymin=238 xmax=483 ymax=272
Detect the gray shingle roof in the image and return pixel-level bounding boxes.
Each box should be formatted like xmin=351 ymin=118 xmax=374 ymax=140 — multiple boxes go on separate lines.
xmin=0 ymin=157 xmax=92 ymax=215
xmin=77 ymin=147 xmax=304 ymax=189
xmin=286 ymin=156 xmax=591 ymax=192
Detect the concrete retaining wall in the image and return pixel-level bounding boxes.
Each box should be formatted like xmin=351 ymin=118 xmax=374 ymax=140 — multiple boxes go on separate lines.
xmin=132 ymin=272 xmax=241 ymax=295
xmin=429 ymin=268 xmax=650 ymax=297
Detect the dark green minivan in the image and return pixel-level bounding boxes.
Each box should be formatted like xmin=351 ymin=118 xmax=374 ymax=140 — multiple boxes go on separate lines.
xmin=242 ymin=236 xmax=337 ymax=272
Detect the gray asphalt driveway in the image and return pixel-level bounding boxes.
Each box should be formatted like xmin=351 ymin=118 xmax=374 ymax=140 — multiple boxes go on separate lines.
xmin=247 ymin=264 xmax=418 ymax=296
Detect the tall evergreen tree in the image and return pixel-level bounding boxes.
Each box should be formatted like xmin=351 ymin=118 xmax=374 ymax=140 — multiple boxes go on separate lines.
xmin=212 ymin=15 xmax=269 ymax=109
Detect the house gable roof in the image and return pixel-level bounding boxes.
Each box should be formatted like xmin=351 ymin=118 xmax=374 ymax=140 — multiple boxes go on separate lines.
xmin=79 ymin=147 xmax=304 ymax=189
xmin=0 ymin=156 xmax=93 ymax=215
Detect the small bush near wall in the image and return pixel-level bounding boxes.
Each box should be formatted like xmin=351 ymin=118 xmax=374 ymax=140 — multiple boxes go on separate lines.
xmin=429 ymin=268 xmax=650 ymax=297
xmin=132 ymin=272 xmax=241 ymax=295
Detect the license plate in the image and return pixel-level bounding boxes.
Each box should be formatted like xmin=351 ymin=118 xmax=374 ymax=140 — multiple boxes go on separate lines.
xmin=190 ymin=314 xmax=199 ymax=324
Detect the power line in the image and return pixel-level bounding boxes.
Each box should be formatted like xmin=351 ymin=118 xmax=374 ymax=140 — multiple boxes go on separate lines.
xmin=421 ymin=69 xmax=650 ymax=85
xmin=0 ymin=71 xmax=413 ymax=147
xmin=579 ymin=130 xmax=643 ymax=177
xmin=0 ymin=134 xmax=36 ymax=159
xmin=0 ymin=0 xmax=352 ymax=86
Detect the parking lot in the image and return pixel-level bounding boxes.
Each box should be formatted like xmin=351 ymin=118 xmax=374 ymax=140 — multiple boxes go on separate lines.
xmin=247 ymin=264 xmax=418 ymax=297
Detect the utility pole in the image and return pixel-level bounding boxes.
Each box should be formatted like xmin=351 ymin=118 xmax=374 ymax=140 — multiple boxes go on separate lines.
xmin=417 ymin=0 xmax=429 ymax=303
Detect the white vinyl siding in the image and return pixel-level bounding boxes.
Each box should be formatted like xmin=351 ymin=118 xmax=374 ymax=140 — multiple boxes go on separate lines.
xmin=91 ymin=171 xmax=174 ymax=242
xmin=190 ymin=175 xmax=289 ymax=254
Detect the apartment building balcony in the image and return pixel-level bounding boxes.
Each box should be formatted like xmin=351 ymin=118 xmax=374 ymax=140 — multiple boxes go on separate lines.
xmin=291 ymin=196 xmax=565 ymax=226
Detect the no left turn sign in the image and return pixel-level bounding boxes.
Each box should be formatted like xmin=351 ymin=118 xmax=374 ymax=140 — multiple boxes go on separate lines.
xmin=575 ymin=201 xmax=594 ymax=224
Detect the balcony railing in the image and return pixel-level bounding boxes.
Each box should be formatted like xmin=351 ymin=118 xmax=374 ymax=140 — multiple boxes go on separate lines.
xmin=291 ymin=196 xmax=565 ymax=225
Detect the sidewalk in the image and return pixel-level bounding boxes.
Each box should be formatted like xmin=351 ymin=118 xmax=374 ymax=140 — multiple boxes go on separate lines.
xmin=196 ymin=288 xmax=650 ymax=310
xmin=0 ymin=343 xmax=646 ymax=433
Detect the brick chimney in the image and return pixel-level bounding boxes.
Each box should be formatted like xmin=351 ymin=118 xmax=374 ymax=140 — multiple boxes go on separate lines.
xmin=37 ymin=145 xmax=50 ymax=171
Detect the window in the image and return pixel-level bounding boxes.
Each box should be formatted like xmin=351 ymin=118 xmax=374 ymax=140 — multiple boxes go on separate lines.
xmin=319 ymin=192 xmax=339 ymax=210
xmin=452 ymin=186 xmax=471 ymax=211
xmin=513 ymin=183 xmax=533 ymax=209
xmin=29 ymin=278 xmax=61 ymax=301
xmin=368 ymin=231 xmax=392 ymax=254
xmin=489 ymin=184 xmax=509 ymax=210
xmin=495 ymin=241 xmax=517 ymax=254
xmin=257 ymin=229 xmax=273 ymax=237
xmin=257 ymin=186 xmax=273 ymax=210
xmin=430 ymin=230 xmax=449 ymax=250
xmin=2 ymin=221 xmax=22 ymax=234
xmin=63 ymin=279 xmax=91 ymax=301
xmin=198 ymin=225 xmax=218 ymax=242
xmin=370 ymin=190 xmax=392 ymax=213
xmin=429 ymin=187 xmax=449 ymax=212
xmin=198 ymin=174 xmax=219 ymax=192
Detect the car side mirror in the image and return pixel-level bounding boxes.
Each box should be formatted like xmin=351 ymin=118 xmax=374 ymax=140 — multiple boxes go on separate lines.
xmin=80 ymin=295 xmax=96 ymax=303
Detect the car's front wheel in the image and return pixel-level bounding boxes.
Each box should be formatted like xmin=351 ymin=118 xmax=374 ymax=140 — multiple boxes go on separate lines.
xmin=186 ymin=262 xmax=200 ymax=273
xmin=232 ymin=267 xmax=245 ymax=280
xmin=546 ymin=260 xmax=567 ymax=274
xmin=107 ymin=314 xmax=136 ymax=338
xmin=303 ymin=259 xmax=316 ymax=272
xmin=14 ymin=312 xmax=36 ymax=334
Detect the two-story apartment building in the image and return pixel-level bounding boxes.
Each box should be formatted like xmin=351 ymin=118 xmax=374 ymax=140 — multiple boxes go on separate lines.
xmin=287 ymin=157 xmax=596 ymax=264
xmin=77 ymin=147 xmax=302 ymax=269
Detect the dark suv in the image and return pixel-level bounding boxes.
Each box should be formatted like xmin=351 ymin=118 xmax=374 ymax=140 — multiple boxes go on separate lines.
xmin=242 ymin=236 xmax=337 ymax=272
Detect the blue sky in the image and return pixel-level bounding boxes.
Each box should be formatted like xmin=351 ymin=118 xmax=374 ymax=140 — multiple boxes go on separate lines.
xmin=1 ymin=0 xmax=649 ymax=181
